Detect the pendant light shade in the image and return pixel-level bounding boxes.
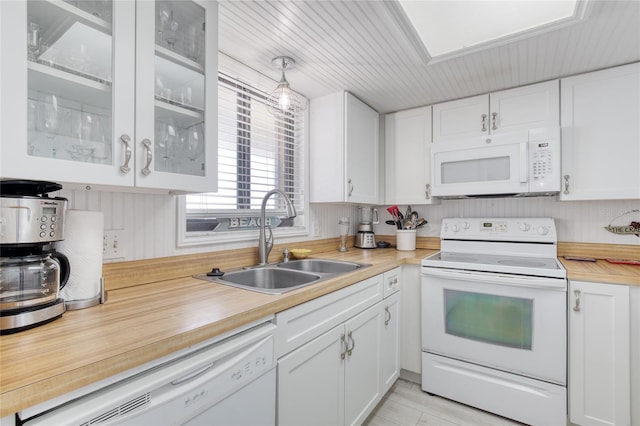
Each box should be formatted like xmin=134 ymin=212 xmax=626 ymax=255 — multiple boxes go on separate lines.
xmin=266 ymin=56 xmax=307 ymax=116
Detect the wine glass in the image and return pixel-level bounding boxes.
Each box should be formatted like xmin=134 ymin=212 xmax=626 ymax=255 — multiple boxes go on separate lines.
xmin=158 ymin=8 xmax=179 ymax=50
xmin=155 ymin=119 xmax=177 ymax=171
xmin=186 ymin=123 xmax=204 ymax=162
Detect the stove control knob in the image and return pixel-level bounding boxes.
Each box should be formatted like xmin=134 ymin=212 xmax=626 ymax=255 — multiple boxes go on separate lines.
xmin=461 ymin=222 xmax=470 ymax=230
xmin=520 ymin=223 xmax=530 ymax=232
xmin=451 ymin=224 xmax=460 ymax=232
xmin=537 ymin=226 xmax=549 ymax=235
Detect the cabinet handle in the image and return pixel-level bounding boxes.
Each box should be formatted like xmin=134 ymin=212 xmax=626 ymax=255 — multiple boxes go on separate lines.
xmin=388 ymin=277 xmax=397 ymax=288
xmin=141 ymin=139 xmax=152 ymax=176
xmin=425 ymin=184 xmax=431 ymax=199
xmin=340 ymin=333 xmax=348 ymax=360
xmin=384 ymin=306 xmax=391 ymax=326
xmin=481 ymin=114 xmax=487 ymax=132
xmin=348 ymin=179 xmax=354 ymax=197
xmin=573 ymin=289 xmax=581 ymax=312
xmin=563 ymin=175 xmax=570 ymax=194
xmin=119 ymin=134 xmax=132 ymax=173
xmin=491 ymin=112 xmax=498 ymax=130
xmin=347 ymin=331 xmax=355 ymax=356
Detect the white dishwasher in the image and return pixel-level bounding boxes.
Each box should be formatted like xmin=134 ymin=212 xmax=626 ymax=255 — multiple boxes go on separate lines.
xmin=20 ymin=322 xmax=276 ymax=426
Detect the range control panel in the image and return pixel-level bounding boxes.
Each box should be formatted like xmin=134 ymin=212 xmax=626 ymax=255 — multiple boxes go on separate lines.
xmin=441 ymin=218 xmax=557 ymax=243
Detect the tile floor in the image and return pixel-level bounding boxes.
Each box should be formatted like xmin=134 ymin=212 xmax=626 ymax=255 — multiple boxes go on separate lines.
xmin=364 ymin=379 xmax=524 ymax=426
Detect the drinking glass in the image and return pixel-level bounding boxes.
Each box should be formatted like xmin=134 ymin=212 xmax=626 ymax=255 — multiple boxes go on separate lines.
xmin=155 ymin=120 xmax=177 ymax=171
xmin=186 ymin=123 xmax=204 ymax=161
xmin=27 ymin=22 xmax=41 ymax=61
xmin=36 ymin=94 xmax=59 ymax=158
xmin=159 ymin=8 xmax=179 ymax=50
xmin=185 ymin=24 xmax=202 ymax=61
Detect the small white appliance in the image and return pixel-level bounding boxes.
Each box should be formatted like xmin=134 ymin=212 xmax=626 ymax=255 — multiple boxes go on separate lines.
xmin=421 ymin=218 xmax=567 ymax=426
xmin=431 ymin=127 xmax=560 ymax=198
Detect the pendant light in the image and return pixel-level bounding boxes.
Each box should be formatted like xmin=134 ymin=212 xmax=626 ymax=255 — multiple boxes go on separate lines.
xmin=266 ymin=56 xmax=307 ymax=116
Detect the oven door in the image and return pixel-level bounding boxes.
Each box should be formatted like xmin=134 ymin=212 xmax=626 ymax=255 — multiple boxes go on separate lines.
xmin=421 ymin=267 xmax=566 ymax=384
xmin=431 ymin=132 xmax=529 ymax=197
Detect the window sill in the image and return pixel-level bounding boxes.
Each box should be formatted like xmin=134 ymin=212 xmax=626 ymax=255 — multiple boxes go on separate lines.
xmin=178 ymin=227 xmax=309 ymax=247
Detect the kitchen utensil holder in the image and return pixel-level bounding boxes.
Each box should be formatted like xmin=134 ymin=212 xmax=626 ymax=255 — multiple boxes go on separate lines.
xmin=396 ymin=229 xmax=416 ymax=251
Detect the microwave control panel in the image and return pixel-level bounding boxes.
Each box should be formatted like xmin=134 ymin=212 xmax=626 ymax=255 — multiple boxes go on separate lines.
xmin=532 ymin=142 xmax=553 ymax=179
xmin=529 ymin=138 xmax=560 ymax=192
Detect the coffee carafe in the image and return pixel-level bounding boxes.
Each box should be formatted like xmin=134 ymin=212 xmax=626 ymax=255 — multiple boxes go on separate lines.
xmin=354 ymin=206 xmax=378 ymax=249
xmin=0 ymin=180 xmax=70 ymax=334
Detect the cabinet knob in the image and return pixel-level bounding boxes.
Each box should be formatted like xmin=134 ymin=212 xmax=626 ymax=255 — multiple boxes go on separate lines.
xmin=481 ymin=114 xmax=487 ymax=132
xmin=141 ymin=139 xmax=153 ymax=176
xmin=119 ymin=134 xmax=132 ymax=174
xmin=348 ymin=178 xmax=354 ymax=197
xmin=573 ymin=289 xmax=581 ymax=312
xmin=384 ymin=306 xmax=391 ymax=326
xmin=491 ymin=112 xmax=498 ymax=130
xmin=425 ymin=183 xmax=431 ymax=199
xmin=563 ymin=175 xmax=570 ymax=194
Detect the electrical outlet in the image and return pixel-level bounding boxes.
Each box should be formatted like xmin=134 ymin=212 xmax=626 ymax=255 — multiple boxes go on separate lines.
xmin=103 ymin=229 xmax=126 ymax=260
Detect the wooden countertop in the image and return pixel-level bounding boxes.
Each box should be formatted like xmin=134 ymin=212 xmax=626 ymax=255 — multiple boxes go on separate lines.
xmin=559 ymin=257 xmax=640 ymax=286
xmin=1 ymin=240 xmax=637 ymax=417
xmin=0 ymin=247 xmax=433 ymax=417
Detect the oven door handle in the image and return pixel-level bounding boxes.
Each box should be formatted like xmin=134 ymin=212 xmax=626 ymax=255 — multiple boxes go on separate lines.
xmin=422 ymin=268 xmax=566 ymax=290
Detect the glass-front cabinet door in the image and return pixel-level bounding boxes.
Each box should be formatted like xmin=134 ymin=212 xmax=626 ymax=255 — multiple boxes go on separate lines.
xmin=135 ymin=0 xmax=217 ymax=192
xmin=0 ymin=0 xmax=217 ymax=193
xmin=1 ymin=0 xmax=135 ymax=187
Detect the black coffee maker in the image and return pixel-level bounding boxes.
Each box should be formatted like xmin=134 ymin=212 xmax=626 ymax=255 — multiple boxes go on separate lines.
xmin=0 ymin=180 xmax=70 ymax=333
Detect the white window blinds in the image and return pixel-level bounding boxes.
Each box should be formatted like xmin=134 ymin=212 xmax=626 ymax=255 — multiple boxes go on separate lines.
xmin=185 ymin=71 xmax=306 ymax=231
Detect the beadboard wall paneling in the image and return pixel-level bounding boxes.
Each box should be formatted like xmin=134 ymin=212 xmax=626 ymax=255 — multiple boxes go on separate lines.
xmin=375 ymin=197 xmax=640 ymax=246
xmin=60 ymin=189 xmax=638 ymax=262
xmin=218 ymin=0 xmax=640 ymax=114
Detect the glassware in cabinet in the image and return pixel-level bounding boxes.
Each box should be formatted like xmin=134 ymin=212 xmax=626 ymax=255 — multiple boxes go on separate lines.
xmin=147 ymin=0 xmax=208 ymax=179
xmin=26 ymin=0 xmax=115 ymax=166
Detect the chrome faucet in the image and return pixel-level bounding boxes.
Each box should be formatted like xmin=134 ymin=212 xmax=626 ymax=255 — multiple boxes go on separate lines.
xmin=258 ymin=189 xmax=297 ymax=266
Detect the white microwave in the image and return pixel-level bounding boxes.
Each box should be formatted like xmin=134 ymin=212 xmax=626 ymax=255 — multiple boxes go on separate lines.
xmin=431 ymin=128 xmax=561 ymax=198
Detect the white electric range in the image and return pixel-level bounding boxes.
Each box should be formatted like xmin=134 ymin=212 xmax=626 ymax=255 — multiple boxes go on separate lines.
xmin=421 ymin=218 xmax=567 ymax=426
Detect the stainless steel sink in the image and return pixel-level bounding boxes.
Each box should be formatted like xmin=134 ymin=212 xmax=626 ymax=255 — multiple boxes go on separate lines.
xmin=195 ymin=259 xmax=370 ymax=294
xmin=277 ymin=259 xmax=366 ymax=274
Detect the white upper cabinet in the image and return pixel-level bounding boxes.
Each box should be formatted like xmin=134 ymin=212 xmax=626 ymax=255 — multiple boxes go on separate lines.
xmin=310 ymin=91 xmax=380 ymax=204
xmin=0 ymin=0 xmax=217 ymax=193
xmin=560 ymin=63 xmax=640 ymax=201
xmin=385 ymin=106 xmax=438 ymax=205
xmin=432 ymin=80 xmax=559 ymax=142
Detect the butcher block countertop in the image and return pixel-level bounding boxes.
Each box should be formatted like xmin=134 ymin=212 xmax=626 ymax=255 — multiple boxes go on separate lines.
xmin=1 ymin=237 xmax=638 ymax=417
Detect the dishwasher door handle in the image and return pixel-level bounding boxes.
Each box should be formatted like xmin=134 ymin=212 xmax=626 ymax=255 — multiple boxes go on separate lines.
xmin=171 ymin=363 xmax=215 ymax=386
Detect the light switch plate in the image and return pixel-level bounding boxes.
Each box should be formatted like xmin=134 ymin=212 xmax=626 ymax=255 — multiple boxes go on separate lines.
xmin=103 ymin=229 xmax=125 ymax=260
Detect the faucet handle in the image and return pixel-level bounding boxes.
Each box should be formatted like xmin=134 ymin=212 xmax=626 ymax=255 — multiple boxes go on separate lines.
xmin=282 ymin=248 xmax=290 ymax=262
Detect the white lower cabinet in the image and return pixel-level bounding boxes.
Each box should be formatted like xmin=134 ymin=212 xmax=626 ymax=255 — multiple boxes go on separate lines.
xmin=569 ymin=280 xmax=630 ymax=426
xmin=276 ymin=274 xmax=388 ymax=426
xmin=400 ymin=264 xmax=422 ymax=377
xmin=381 ymin=291 xmax=401 ymax=394
xmin=381 ymin=268 xmax=401 ymax=393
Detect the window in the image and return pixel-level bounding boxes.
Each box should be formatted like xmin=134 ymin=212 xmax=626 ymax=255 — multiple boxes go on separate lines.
xmin=182 ymin=69 xmax=306 ymax=243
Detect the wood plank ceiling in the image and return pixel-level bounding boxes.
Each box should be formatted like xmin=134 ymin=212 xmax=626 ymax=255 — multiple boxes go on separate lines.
xmin=218 ymin=0 xmax=640 ymax=114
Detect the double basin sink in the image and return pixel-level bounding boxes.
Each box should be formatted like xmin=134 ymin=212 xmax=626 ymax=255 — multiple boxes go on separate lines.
xmin=196 ymin=259 xmax=370 ymax=294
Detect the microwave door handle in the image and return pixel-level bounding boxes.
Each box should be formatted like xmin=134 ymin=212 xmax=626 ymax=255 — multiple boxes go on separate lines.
xmin=519 ymin=142 xmax=528 ymax=183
